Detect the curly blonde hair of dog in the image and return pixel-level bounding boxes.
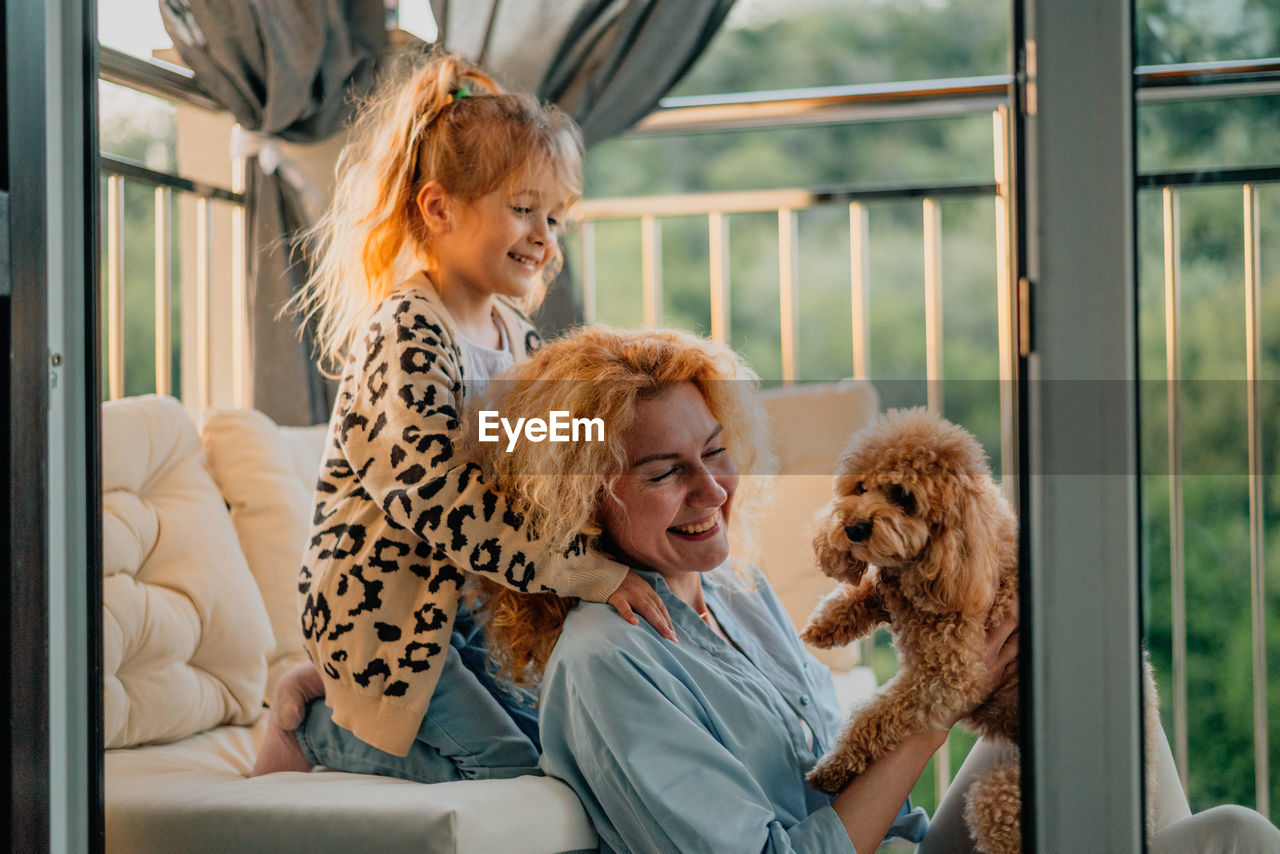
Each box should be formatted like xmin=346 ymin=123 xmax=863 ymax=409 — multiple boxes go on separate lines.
xmin=465 ymin=325 xmax=774 ymax=687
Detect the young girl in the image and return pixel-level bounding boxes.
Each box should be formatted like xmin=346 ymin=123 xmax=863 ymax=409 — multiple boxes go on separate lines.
xmin=249 ymin=50 xmax=674 ymax=780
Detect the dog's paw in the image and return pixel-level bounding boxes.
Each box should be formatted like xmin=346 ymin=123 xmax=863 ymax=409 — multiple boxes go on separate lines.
xmin=800 ymin=622 xmax=840 ymax=649
xmin=806 ymin=757 xmax=854 ymax=795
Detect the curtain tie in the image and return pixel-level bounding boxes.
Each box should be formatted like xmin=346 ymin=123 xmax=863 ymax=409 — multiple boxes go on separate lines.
xmin=230 ymin=126 xmax=327 ymax=221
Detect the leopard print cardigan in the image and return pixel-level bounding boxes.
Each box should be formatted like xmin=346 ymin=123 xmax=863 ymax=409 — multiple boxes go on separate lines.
xmin=299 ymin=274 xmax=626 ymax=756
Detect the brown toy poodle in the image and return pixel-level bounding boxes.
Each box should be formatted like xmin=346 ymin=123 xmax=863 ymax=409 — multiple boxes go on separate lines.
xmin=801 ymin=407 xmax=1158 ymax=853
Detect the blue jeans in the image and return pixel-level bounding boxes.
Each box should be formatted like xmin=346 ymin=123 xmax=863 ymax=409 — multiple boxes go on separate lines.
xmin=296 ymin=603 xmax=541 ymax=783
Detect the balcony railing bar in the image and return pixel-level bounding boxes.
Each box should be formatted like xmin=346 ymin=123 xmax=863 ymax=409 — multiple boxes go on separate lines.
xmin=1137 ymin=56 xmax=1280 ymax=82
xmin=923 ymin=198 xmax=943 ymax=413
xmin=1137 ymin=57 xmax=1280 ymax=102
xmin=576 ymin=180 xmax=998 ymax=220
xmin=99 ymin=45 xmax=222 ymax=113
xmin=640 ymin=77 xmax=1007 ymax=135
xmin=1138 ymin=167 xmax=1280 ymax=189
xmin=992 ymin=106 xmax=1017 ymax=499
xmin=709 ymin=211 xmax=730 ymax=343
xmin=640 ymin=214 xmax=662 ymax=327
xmin=659 ymin=75 xmax=1011 ymax=111
xmin=230 ymin=157 xmax=250 ymax=407
xmin=195 ymin=197 xmax=212 ymax=410
xmin=580 ymin=220 xmax=597 ymax=324
xmin=101 ymin=153 xmax=244 ymax=205
xmin=155 ymin=187 xmax=172 ymax=397
xmin=1142 ymin=79 xmax=1280 ymax=103
xmin=778 ymin=208 xmax=799 ymax=384
xmin=1243 ymin=183 xmax=1269 ymax=819
xmin=106 ymin=175 xmax=125 ymax=400
xmin=849 ymin=202 xmax=870 ymax=380
xmin=636 ymin=59 xmax=1280 ymax=135
xmin=1161 ymin=186 xmax=1188 ymax=789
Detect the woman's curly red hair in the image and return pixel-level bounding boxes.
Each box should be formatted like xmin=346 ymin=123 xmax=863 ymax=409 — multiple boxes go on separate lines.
xmin=464 ymin=325 xmax=774 ymax=687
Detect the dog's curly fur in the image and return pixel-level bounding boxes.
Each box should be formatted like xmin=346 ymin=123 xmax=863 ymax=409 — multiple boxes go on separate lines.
xmin=801 ymin=408 xmax=1159 ymax=854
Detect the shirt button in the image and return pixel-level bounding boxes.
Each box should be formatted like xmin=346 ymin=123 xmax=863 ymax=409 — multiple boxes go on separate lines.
xmin=799 ymin=696 xmax=810 ymax=706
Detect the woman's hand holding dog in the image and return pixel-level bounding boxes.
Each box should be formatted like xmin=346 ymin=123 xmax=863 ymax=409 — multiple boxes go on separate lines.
xmin=943 ymin=602 xmax=1019 ymax=730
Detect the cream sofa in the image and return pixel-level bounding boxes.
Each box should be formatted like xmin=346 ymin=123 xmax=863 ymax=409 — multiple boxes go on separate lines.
xmin=102 ymin=381 xmax=880 ymax=853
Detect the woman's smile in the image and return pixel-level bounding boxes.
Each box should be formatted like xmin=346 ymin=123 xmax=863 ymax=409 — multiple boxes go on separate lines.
xmin=669 ymin=510 xmax=721 ymax=538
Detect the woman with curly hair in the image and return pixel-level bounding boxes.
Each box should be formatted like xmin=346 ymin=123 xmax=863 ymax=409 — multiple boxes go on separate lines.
xmin=468 ymin=325 xmax=1015 ymax=853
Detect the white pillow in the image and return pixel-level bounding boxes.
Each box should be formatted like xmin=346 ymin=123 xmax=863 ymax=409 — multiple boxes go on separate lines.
xmin=201 ymin=409 xmax=329 ymax=696
xmin=102 ymin=395 xmax=275 ymax=748
xmin=756 ymin=380 xmax=879 ymax=671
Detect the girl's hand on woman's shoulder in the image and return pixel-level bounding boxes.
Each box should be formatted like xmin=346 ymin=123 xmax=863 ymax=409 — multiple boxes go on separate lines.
xmin=607 ymin=571 xmax=678 ymax=642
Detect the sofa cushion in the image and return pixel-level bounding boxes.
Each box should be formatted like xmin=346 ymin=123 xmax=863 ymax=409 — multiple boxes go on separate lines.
xmin=756 ymin=380 xmax=879 ymax=671
xmin=102 ymin=396 xmax=275 ymax=748
xmin=201 ymin=409 xmax=328 ymax=695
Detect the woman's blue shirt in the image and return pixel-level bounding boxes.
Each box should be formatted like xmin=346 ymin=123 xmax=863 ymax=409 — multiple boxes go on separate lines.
xmin=538 ymin=566 xmax=928 ymax=854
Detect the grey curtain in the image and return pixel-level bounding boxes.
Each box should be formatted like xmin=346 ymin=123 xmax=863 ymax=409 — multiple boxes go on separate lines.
xmin=159 ymin=0 xmax=387 ymax=425
xmin=430 ymin=0 xmax=736 ymax=146
xmin=535 ymin=0 xmax=737 ymax=147
xmin=431 ymin=0 xmax=737 ymax=333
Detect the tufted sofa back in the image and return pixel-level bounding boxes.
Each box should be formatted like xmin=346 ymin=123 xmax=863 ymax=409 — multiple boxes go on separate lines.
xmin=102 ymin=396 xmax=275 ymax=748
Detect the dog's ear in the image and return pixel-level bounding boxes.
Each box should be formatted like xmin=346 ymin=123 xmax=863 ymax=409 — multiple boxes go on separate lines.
xmin=906 ymin=477 xmax=1006 ymax=614
xmin=813 ymin=524 xmax=869 ymax=584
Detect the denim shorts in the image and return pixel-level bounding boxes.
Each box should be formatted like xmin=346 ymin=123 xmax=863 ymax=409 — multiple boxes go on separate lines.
xmin=296 ymin=603 xmax=541 ymax=783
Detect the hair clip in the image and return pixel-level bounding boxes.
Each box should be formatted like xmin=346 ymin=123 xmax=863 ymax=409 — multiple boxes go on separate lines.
xmin=451 ymin=86 xmax=471 ymax=102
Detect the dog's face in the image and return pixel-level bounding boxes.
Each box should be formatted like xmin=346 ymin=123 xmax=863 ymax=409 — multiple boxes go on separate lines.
xmin=813 ymin=408 xmax=1006 ymax=614
xmin=820 ymin=472 xmax=930 ymax=575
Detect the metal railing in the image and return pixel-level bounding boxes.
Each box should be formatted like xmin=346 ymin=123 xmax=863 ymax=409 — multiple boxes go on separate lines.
xmin=575 ymin=177 xmax=1006 ymax=387
xmin=1137 ymin=62 xmax=1279 ymax=819
xmin=98 ymin=46 xmax=246 ymax=412
xmin=1144 ymin=164 xmax=1280 ymax=818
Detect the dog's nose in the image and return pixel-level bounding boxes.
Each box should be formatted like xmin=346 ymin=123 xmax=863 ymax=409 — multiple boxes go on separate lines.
xmin=844 ymin=521 xmax=873 ymax=543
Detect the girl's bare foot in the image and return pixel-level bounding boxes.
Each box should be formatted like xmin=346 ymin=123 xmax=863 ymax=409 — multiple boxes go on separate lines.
xmin=244 ymin=662 xmax=325 ymax=777
xmin=271 ymin=661 xmax=326 ymax=730
xmin=247 ymin=717 xmax=312 ymax=777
